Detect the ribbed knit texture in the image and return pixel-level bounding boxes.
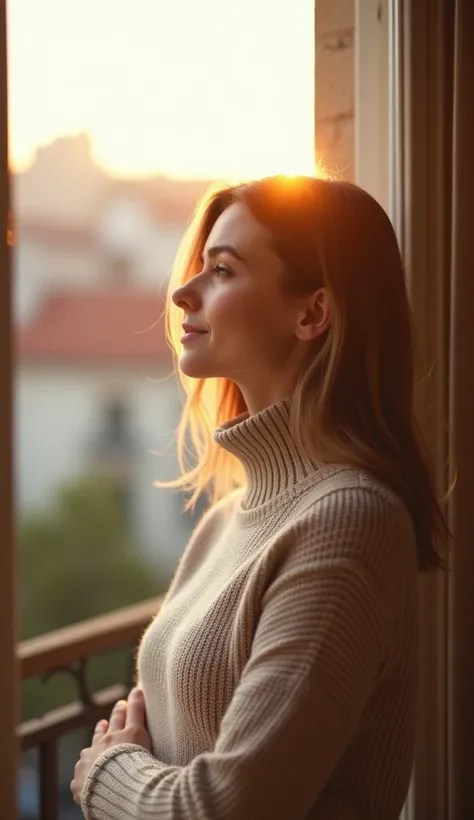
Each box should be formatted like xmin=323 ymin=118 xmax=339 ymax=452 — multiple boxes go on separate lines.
xmin=81 ymin=398 xmax=418 ymax=820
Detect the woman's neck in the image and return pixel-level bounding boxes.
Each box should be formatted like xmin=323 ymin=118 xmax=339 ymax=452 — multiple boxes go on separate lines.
xmin=213 ymin=397 xmax=320 ymax=509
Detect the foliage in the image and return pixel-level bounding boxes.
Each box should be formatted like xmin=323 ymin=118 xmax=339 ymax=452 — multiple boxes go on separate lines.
xmin=18 ymin=474 xmax=168 ymax=722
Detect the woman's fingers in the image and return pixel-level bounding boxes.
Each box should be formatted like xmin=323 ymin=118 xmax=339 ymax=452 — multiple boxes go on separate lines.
xmin=103 ymin=691 xmax=145 ymax=737
xmin=125 ymin=688 xmax=146 ymax=728
xmin=92 ymin=719 xmax=108 ymax=743
xmin=108 ymin=700 xmax=127 ymax=732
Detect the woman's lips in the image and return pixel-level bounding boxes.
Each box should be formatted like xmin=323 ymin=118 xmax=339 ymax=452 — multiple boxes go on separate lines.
xmin=180 ymin=330 xmax=208 ymax=344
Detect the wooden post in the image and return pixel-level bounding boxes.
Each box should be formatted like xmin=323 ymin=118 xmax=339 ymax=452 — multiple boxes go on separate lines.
xmin=0 ymin=1 xmax=19 ymax=816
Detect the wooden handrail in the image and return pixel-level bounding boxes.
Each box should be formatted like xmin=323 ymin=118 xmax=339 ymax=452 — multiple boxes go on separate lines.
xmin=18 ymin=596 xmax=164 ymax=680
xmin=19 ymin=684 xmax=128 ymax=749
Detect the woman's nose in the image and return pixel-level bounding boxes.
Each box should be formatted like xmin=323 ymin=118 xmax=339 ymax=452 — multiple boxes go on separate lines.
xmin=171 ymin=282 xmax=200 ymax=310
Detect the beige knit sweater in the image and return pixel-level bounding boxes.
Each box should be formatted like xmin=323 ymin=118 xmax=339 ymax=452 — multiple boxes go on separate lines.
xmin=81 ymin=399 xmax=418 ymax=820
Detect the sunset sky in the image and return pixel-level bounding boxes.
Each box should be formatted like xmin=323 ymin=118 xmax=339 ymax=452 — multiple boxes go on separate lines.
xmin=7 ymin=0 xmax=315 ymax=180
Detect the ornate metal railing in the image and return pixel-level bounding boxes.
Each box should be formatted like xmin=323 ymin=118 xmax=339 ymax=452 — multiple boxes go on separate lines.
xmin=17 ymin=596 xmax=163 ymax=820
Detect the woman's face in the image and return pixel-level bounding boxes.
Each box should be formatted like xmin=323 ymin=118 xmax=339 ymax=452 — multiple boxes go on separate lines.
xmin=171 ymin=202 xmax=324 ymax=411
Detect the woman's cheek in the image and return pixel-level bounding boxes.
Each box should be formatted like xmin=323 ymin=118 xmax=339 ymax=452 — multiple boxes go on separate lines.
xmin=207 ymin=292 xmax=249 ymax=328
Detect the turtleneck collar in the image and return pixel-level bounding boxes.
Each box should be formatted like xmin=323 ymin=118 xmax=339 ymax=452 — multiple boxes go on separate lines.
xmin=213 ymin=397 xmax=320 ymax=509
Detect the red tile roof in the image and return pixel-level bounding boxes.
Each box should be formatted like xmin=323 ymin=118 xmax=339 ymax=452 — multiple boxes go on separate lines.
xmin=16 ymin=289 xmax=172 ymax=367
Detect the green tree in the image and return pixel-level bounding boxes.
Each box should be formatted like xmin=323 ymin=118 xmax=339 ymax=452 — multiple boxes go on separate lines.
xmin=18 ymin=474 xmax=168 ymax=721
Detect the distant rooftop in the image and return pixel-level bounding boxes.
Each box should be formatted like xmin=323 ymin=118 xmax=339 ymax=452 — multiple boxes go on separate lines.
xmin=13 ymin=134 xmax=217 ymax=229
xmin=16 ymin=288 xmax=172 ymax=367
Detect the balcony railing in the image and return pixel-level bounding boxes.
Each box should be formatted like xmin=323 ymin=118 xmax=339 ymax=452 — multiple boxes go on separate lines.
xmin=17 ymin=596 xmax=163 ymax=820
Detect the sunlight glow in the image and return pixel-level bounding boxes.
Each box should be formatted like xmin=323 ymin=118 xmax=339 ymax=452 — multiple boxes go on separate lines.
xmin=8 ymin=0 xmax=315 ymax=180
xmin=314 ymin=158 xmax=337 ymax=181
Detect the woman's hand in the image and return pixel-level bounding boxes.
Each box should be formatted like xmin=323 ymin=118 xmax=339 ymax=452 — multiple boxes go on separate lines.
xmin=71 ymin=688 xmax=152 ymax=806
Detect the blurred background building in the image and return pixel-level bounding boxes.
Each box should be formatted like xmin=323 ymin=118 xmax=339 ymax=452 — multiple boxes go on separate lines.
xmin=13 ymin=133 xmax=212 ymax=577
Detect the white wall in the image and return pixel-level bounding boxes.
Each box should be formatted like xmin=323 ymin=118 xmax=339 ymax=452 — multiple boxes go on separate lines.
xmin=135 ymin=221 xmax=184 ymax=288
xmin=98 ymin=198 xmax=184 ymax=288
xmin=14 ymin=364 xmax=193 ymax=575
xmin=13 ymin=238 xmax=47 ymax=323
xmin=13 ymin=233 xmax=103 ymax=322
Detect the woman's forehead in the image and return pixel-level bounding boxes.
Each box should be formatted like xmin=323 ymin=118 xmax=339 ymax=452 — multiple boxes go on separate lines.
xmin=205 ymin=202 xmax=268 ymax=254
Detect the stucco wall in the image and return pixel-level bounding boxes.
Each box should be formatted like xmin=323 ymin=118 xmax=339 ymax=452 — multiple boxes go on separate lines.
xmin=15 ymin=365 xmax=192 ymax=575
xmin=315 ymin=0 xmax=355 ymax=180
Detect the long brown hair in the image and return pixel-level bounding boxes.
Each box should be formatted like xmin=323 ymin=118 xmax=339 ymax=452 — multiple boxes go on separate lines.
xmin=159 ymin=175 xmax=449 ymax=571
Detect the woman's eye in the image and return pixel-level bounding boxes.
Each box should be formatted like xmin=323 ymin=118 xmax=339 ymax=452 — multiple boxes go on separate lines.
xmin=213 ymin=262 xmax=231 ymax=276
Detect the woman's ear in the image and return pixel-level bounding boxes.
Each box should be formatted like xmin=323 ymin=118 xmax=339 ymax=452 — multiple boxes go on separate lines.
xmin=294 ymin=287 xmax=331 ymax=342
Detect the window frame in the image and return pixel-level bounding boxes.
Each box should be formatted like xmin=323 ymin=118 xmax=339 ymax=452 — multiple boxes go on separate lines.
xmin=355 ymin=3 xmax=450 ymax=818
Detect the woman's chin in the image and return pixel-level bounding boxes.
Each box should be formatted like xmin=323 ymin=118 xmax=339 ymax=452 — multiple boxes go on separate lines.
xmin=178 ymin=354 xmax=218 ymax=379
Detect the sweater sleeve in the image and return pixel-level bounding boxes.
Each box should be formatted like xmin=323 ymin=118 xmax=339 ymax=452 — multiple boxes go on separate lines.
xmin=81 ymin=487 xmax=399 ymax=820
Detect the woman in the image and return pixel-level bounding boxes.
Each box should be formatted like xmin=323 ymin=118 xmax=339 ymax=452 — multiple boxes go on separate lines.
xmin=72 ymin=175 xmax=449 ymax=819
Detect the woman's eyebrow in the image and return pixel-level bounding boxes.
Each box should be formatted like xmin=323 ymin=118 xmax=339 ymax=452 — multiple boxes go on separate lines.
xmin=201 ymin=244 xmax=247 ymax=264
